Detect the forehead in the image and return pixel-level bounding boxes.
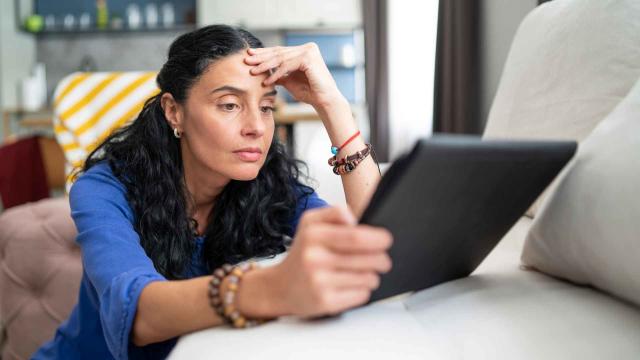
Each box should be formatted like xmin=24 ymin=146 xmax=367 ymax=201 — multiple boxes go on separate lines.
xmin=196 ymin=51 xmax=271 ymax=94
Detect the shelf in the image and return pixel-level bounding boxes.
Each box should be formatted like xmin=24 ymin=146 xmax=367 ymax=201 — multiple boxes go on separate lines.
xmin=23 ymin=24 xmax=196 ymax=36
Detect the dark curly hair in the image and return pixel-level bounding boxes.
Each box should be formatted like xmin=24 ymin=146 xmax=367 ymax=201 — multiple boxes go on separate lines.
xmin=80 ymin=25 xmax=313 ymax=280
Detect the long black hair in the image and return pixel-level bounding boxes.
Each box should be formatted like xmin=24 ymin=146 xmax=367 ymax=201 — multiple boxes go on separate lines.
xmin=80 ymin=25 xmax=313 ymax=279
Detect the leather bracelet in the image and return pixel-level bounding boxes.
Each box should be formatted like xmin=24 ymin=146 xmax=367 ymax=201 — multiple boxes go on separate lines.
xmin=327 ymin=143 xmax=372 ymax=175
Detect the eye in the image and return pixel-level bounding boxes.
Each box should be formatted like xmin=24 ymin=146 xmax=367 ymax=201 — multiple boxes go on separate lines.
xmin=261 ymin=106 xmax=275 ymax=114
xmin=220 ymin=103 xmax=239 ymax=111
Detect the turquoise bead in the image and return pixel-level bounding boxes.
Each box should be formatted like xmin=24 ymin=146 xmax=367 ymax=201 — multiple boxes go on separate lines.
xmin=331 ymin=146 xmax=338 ymax=155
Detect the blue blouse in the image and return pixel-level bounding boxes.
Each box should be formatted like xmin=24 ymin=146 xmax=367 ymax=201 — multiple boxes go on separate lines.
xmin=32 ymin=162 xmax=327 ymax=359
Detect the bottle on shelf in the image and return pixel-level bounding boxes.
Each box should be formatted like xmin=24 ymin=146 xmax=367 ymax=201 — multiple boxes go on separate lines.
xmin=145 ymin=3 xmax=159 ymax=29
xmin=126 ymin=4 xmax=142 ymax=29
xmin=161 ymin=3 xmax=175 ymax=28
xmin=96 ymin=0 xmax=109 ymax=30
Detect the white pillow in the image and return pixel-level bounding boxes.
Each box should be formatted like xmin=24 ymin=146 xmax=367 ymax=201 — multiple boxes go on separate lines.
xmin=483 ymin=0 xmax=640 ymax=216
xmin=521 ymin=77 xmax=640 ymax=306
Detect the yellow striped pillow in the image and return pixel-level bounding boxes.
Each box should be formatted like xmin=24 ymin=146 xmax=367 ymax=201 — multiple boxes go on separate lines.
xmin=52 ymin=71 xmax=160 ymax=189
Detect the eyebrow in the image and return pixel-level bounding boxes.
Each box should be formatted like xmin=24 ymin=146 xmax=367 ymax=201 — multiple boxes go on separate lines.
xmin=210 ymin=85 xmax=277 ymax=98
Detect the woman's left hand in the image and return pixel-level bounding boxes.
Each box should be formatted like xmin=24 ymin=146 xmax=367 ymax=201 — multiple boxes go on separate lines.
xmin=244 ymin=43 xmax=345 ymax=109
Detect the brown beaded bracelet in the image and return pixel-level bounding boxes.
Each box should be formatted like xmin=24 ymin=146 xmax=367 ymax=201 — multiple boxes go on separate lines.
xmin=328 ymin=143 xmax=373 ymax=175
xmin=208 ymin=261 xmax=269 ymax=328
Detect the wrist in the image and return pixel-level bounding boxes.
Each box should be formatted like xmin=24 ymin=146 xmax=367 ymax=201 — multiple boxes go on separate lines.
xmin=313 ymin=98 xmax=359 ymax=146
xmin=312 ymin=93 xmax=349 ymax=113
xmin=233 ymin=265 xmax=288 ymax=319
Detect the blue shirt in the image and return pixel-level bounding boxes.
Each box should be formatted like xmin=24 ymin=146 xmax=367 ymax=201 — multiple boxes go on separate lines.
xmin=33 ymin=162 xmax=327 ymax=359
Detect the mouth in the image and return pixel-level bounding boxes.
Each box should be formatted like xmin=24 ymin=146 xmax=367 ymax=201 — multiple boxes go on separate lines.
xmin=233 ymin=147 xmax=263 ymax=162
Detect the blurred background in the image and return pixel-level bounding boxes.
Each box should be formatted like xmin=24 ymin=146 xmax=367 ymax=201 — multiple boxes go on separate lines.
xmin=0 ymin=0 xmax=541 ymax=209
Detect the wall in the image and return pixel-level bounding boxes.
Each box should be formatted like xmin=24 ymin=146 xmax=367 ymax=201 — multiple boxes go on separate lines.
xmin=36 ymin=31 xmax=181 ymax=98
xmin=479 ymin=0 xmax=538 ymax=130
xmin=0 ymin=0 xmax=36 ymax=113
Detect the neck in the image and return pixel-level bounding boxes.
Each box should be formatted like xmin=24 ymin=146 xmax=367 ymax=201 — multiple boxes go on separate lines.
xmin=181 ymin=150 xmax=229 ymax=234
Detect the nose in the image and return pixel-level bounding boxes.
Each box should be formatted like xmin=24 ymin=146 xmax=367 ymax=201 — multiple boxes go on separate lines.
xmin=240 ymin=106 xmax=266 ymax=138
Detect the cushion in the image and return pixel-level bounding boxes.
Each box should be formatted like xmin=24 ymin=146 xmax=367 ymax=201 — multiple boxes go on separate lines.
xmin=522 ymin=77 xmax=640 ymax=307
xmin=0 ymin=197 xmax=81 ymax=359
xmin=53 ymin=71 xmax=159 ymax=190
xmin=482 ymin=0 xmax=640 ymax=216
xmin=404 ymin=270 xmax=640 ymax=359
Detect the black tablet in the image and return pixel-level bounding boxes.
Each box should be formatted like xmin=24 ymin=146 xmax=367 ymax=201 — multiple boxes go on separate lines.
xmin=360 ymin=135 xmax=577 ymax=303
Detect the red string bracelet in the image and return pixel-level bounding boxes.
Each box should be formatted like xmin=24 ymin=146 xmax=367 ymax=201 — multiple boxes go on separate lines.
xmin=331 ymin=130 xmax=361 ymax=155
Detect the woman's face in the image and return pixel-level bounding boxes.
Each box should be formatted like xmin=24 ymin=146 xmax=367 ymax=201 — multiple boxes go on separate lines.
xmin=176 ymin=51 xmax=277 ymax=182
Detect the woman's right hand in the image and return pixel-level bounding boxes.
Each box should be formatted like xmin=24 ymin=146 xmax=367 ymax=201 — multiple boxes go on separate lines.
xmin=271 ymin=206 xmax=393 ymax=318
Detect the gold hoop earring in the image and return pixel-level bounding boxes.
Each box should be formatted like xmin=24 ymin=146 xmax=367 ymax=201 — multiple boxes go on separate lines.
xmin=173 ymin=128 xmax=181 ymax=138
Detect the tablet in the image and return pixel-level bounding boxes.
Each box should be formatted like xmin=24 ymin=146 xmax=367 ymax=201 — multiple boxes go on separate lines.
xmin=360 ymin=135 xmax=577 ymax=303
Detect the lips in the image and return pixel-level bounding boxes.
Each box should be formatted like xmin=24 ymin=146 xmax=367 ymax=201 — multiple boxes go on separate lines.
xmin=233 ymin=147 xmax=263 ymax=162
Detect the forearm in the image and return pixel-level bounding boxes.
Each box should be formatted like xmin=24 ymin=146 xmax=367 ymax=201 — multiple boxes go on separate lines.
xmin=132 ymin=265 xmax=286 ymax=346
xmin=132 ymin=276 xmax=222 ymax=346
xmin=314 ymin=97 xmax=382 ymax=219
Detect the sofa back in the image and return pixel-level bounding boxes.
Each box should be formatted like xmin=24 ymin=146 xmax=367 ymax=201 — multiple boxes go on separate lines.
xmin=482 ymin=0 xmax=640 ymax=215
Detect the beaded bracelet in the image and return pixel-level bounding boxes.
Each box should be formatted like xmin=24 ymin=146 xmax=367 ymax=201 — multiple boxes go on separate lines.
xmin=331 ymin=130 xmax=361 ymax=155
xmin=208 ymin=261 xmax=269 ymax=328
xmin=328 ymin=143 xmax=373 ymax=175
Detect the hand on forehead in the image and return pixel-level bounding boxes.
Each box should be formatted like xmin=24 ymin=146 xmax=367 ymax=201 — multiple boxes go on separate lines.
xmin=198 ymin=51 xmax=276 ymax=97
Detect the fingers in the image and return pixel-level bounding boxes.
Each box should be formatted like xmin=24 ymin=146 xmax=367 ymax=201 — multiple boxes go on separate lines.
xmin=244 ymin=46 xmax=306 ymax=85
xmin=263 ymin=62 xmax=296 ymax=86
xmin=327 ymin=289 xmax=371 ymax=314
xmin=246 ymin=47 xmax=274 ymax=55
xmin=326 ymin=271 xmax=381 ymax=290
xmin=311 ymin=223 xmax=393 ymax=254
xmin=301 ymin=245 xmax=391 ymax=274
xmin=299 ymin=206 xmax=357 ymax=229
xmin=332 ymin=252 xmax=392 ymax=273
xmin=246 ymin=48 xmax=297 ymax=74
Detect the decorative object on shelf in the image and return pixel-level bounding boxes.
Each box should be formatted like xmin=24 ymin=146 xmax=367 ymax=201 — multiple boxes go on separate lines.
xmin=20 ymin=63 xmax=47 ymax=112
xmin=161 ymin=2 xmax=176 ymax=28
xmin=44 ymin=14 xmax=55 ymax=30
xmin=62 ymin=14 xmax=76 ymax=30
xmin=79 ymin=12 xmax=91 ymax=29
xmin=95 ymin=0 xmax=109 ymax=29
xmin=126 ymin=3 xmax=142 ymax=29
xmin=24 ymin=14 xmax=44 ymax=33
xmin=145 ymin=3 xmax=159 ymax=28
xmin=111 ymin=14 xmax=124 ymax=29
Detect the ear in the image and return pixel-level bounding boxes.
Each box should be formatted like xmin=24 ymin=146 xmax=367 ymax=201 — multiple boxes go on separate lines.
xmin=160 ymin=92 xmax=182 ymax=131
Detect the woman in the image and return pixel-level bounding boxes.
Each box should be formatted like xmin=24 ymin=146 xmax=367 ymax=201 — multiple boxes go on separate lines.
xmin=34 ymin=25 xmax=392 ymax=359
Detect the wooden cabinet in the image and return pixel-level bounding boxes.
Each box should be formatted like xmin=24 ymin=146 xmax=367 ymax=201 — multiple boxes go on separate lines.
xmin=197 ymin=0 xmax=361 ymax=30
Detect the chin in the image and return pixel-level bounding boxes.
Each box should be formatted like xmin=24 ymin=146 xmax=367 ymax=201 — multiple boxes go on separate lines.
xmin=229 ymin=164 xmax=262 ymax=181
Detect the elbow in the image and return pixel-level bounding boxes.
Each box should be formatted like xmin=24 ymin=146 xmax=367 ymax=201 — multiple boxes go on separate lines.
xmin=131 ymin=314 xmax=160 ymax=347
xmin=131 ymin=281 xmax=165 ymax=347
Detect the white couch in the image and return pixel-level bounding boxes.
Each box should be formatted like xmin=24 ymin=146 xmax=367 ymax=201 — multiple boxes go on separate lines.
xmin=170 ymin=217 xmax=640 ymax=359
xmin=169 ymin=1 xmax=640 ymax=358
